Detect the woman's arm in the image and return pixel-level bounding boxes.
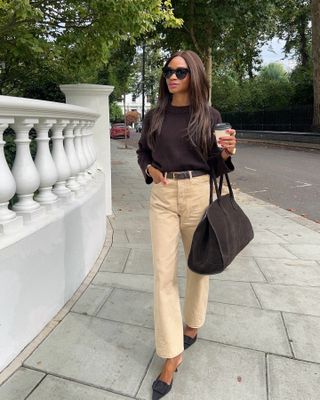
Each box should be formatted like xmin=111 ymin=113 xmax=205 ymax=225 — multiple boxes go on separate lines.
xmin=136 ymin=111 xmax=154 ymax=184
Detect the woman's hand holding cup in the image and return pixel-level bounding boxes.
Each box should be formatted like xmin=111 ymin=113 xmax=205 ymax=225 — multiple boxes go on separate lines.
xmin=219 ymin=129 xmax=237 ymax=154
xmin=214 ymin=123 xmax=237 ymax=155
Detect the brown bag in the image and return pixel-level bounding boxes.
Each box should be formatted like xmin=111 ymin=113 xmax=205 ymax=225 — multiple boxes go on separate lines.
xmin=188 ymin=173 xmax=254 ymax=275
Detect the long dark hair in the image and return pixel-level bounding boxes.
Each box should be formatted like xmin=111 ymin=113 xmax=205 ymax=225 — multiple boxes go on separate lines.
xmin=147 ymin=50 xmax=212 ymax=158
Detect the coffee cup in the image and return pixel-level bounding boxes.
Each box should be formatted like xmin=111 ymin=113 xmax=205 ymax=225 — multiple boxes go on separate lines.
xmin=214 ymin=123 xmax=232 ymax=148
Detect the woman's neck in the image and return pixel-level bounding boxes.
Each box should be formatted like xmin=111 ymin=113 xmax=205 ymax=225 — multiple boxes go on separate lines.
xmin=171 ymin=93 xmax=190 ymax=107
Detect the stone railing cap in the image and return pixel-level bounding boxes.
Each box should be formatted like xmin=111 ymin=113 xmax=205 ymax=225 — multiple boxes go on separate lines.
xmin=0 ymin=95 xmax=99 ymax=120
xmin=60 ymin=84 xmax=114 ymax=96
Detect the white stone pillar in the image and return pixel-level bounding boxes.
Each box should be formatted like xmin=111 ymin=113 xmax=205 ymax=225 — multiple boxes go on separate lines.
xmin=0 ymin=118 xmax=23 ymax=233
xmin=10 ymin=118 xmax=43 ymax=220
xmin=60 ymin=84 xmax=114 ymax=215
xmin=34 ymin=118 xmax=58 ymax=206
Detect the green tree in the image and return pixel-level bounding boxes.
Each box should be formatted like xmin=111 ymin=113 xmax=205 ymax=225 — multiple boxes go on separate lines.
xmin=130 ymin=42 xmax=165 ymax=107
xmin=259 ymin=63 xmax=289 ymax=81
xmin=0 ymin=0 xmax=182 ymax=96
xmin=110 ymin=102 xmax=123 ymax=122
xmin=274 ymin=0 xmax=311 ymax=67
xmin=160 ymin=0 xmax=275 ymax=101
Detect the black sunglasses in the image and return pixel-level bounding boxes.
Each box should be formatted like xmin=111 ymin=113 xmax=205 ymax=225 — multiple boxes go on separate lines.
xmin=162 ymin=67 xmax=190 ymax=80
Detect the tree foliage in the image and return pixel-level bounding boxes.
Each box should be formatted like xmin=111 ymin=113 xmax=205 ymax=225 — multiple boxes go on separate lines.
xmin=274 ymin=0 xmax=311 ymax=66
xmin=0 ymin=0 xmax=182 ymax=96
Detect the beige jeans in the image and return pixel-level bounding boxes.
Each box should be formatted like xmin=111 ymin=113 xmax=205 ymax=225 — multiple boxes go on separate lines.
xmin=149 ymin=173 xmax=211 ymax=358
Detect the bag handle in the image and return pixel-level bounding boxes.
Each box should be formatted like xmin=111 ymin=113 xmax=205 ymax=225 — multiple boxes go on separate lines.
xmin=209 ymin=172 xmax=234 ymax=204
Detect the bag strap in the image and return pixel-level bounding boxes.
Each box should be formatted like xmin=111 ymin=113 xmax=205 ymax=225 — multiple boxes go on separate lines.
xmin=209 ymin=172 xmax=234 ymax=204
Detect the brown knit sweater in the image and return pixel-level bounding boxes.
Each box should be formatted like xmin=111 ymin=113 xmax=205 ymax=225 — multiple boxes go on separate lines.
xmin=137 ymin=104 xmax=234 ymax=184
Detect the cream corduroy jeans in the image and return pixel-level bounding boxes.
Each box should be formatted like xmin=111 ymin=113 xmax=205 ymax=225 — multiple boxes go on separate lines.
xmin=149 ymin=173 xmax=211 ymax=358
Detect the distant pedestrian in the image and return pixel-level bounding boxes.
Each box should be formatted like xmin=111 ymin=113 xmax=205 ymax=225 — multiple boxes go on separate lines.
xmin=137 ymin=50 xmax=237 ymax=399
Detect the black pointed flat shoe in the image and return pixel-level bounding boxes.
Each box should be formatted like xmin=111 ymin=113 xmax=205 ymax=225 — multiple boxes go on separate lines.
xmin=152 ymin=375 xmax=173 ymax=400
xmin=184 ymin=334 xmax=197 ymax=350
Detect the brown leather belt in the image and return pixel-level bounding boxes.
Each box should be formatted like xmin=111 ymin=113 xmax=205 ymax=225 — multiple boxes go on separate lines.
xmin=165 ymin=170 xmax=208 ymax=180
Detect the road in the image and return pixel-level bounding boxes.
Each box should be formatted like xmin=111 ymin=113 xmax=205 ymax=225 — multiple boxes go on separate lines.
xmin=232 ymin=142 xmax=320 ymax=223
xmin=116 ymin=131 xmax=320 ymax=223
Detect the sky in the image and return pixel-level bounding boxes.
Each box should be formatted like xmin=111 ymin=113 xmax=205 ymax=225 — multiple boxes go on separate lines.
xmin=260 ymin=37 xmax=297 ymax=71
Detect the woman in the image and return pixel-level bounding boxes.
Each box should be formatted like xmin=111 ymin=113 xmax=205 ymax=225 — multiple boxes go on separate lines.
xmin=137 ymin=50 xmax=236 ymax=399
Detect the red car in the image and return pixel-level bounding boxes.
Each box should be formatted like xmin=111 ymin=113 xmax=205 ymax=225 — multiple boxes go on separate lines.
xmin=110 ymin=123 xmax=130 ymax=139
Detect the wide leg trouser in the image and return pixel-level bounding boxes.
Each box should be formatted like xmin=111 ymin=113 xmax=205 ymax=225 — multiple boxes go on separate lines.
xmin=149 ymin=174 xmax=211 ymax=358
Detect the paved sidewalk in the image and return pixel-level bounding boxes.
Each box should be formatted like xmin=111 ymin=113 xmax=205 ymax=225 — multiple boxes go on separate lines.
xmin=1 ymin=141 xmax=320 ymax=399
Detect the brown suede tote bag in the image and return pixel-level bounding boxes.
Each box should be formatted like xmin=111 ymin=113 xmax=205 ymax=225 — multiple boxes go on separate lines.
xmin=188 ymin=173 xmax=254 ymax=275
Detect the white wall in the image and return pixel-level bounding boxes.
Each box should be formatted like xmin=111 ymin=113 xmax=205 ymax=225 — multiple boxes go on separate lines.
xmin=0 ymin=172 xmax=106 ymax=371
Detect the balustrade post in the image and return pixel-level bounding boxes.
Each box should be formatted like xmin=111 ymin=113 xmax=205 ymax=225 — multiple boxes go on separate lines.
xmin=87 ymin=121 xmax=97 ymax=174
xmin=34 ymin=119 xmax=58 ymax=206
xmin=51 ymin=119 xmax=73 ymax=199
xmin=79 ymin=121 xmax=90 ymax=180
xmin=63 ymin=120 xmax=81 ymax=192
xmin=73 ymin=122 xmax=87 ymax=186
xmin=10 ymin=118 xmax=44 ymax=221
xmin=0 ymin=118 xmax=23 ymax=233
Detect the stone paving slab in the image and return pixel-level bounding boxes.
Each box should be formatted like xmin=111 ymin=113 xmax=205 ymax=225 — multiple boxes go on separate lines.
xmin=123 ymin=248 xmax=186 ymax=276
xmin=100 ymin=247 xmax=131 ymax=273
xmin=240 ymin=243 xmax=297 ymax=259
xmin=27 ymin=375 xmax=132 ymax=400
xmin=255 ymin=258 xmax=320 ymax=286
xmin=112 ymin=230 xmax=129 ymax=244
xmin=208 ymin=280 xmax=261 ymax=308
xmin=210 ymin=256 xmax=266 ymax=283
xmin=250 ymin=230 xmax=289 ymax=244
xmin=282 ymin=244 xmax=320 ymax=260
xmin=24 ymin=313 xmax=155 ymax=397
xmin=268 ymin=225 xmax=320 ymax=244
xmin=203 ymin=302 xmax=292 ymax=356
xmin=125 ymin=229 xmax=151 ymax=244
xmin=92 ymin=271 xmax=154 ymax=293
xmin=282 ymin=313 xmax=320 ymax=364
xmin=97 ymin=288 xmax=154 ymax=329
xmin=137 ymin=340 xmax=267 ymax=400
xmin=0 ymin=367 xmax=45 ymax=400
xmin=267 ymin=355 xmax=320 ymax=400
xmin=252 ymin=283 xmax=320 ymax=316
xmin=71 ymin=286 xmax=113 ymax=316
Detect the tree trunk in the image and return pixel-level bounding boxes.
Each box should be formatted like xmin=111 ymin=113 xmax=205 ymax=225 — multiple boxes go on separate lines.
xmin=204 ymin=47 xmax=212 ymax=105
xmin=312 ymin=0 xmax=320 ymax=131
xmin=298 ymin=13 xmax=309 ymax=67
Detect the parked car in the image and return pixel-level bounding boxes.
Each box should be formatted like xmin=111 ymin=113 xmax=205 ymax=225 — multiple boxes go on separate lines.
xmin=110 ymin=123 xmax=130 ymax=139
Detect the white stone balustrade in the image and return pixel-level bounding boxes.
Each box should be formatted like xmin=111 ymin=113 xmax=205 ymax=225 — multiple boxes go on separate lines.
xmin=0 ymin=95 xmax=99 ymax=231
xmin=0 ymin=86 xmax=114 ymax=375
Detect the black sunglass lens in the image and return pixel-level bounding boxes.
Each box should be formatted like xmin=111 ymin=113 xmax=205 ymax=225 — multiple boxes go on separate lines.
xmin=163 ymin=68 xmax=173 ymax=78
xmin=176 ymin=69 xmax=188 ymax=79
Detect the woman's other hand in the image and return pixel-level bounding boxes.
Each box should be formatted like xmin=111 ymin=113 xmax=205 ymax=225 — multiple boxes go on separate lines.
xmin=149 ymin=166 xmax=169 ymax=185
xmin=218 ymin=129 xmax=237 ymax=155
